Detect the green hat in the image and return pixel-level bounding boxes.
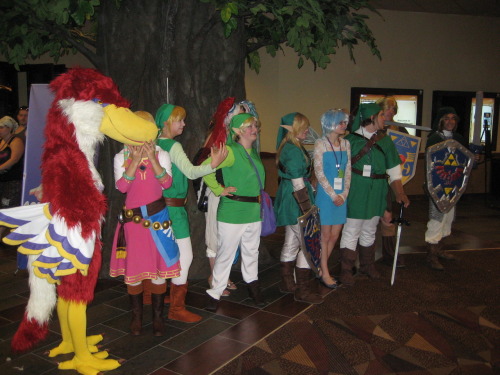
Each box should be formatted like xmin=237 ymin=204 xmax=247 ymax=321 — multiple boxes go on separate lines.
xmin=155 ymin=103 xmax=175 ymax=131
xmin=276 ymin=112 xmax=297 ymax=149
xmin=228 ymin=113 xmax=254 ymax=145
xmin=351 ymin=103 xmax=381 ymax=132
xmin=433 ymin=106 xmax=458 ymax=131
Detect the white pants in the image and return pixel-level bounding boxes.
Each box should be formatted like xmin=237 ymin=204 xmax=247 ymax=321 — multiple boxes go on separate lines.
xmin=205 ymin=191 xmax=219 ymax=258
xmin=207 ymin=221 xmax=261 ymax=300
xmin=280 ymin=224 xmax=309 ymax=269
xmin=425 ymin=207 xmax=455 ymax=244
xmin=171 ymin=237 xmax=193 ymax=285
xmin=340 ymin=217 xmax=380 ymax=251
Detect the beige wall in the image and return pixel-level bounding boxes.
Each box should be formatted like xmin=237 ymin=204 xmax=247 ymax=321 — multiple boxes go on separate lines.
xmin=245 ymin=10 xmax=500 ymax=153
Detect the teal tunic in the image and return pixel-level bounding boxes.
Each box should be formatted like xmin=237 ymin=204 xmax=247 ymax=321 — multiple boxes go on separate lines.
xmin=345 ymin=132 xmax=401 ymax=219
xmin=156 ymin=138 xmax=189 ymax=239
xmin=274 ymin=142 xmax=313 ymax=226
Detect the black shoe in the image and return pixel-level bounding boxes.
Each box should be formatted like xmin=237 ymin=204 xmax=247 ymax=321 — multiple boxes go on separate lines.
xmin=205 ymin=296 xmax=219 ymax=312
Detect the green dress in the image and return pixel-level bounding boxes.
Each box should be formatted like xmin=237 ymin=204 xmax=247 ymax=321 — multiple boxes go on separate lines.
xmin=345 ymin=132 xmax=401 ymax=219
xmin=274 ymin=142 xmax=313 ymax=226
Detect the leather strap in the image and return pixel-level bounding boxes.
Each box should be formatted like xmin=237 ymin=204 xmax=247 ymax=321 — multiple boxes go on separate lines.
xmin=122 ymin=197 xmax=166 ymax=223
xmin=352 ymin=168 xmax=387 ymax=179
xmin=164 ymin=197 xmax=187 ymax=207
xmin=351 ymin=132 xmax=385 ymax=165
xmin=225 ymin=194 xmax=260 ymax=203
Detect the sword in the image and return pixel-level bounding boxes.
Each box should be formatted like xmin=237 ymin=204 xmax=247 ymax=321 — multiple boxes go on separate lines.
xmin=385 ymin=120 xmax=432 ymax=132
xmin=390 ymin=203 xmax=410 ymax=285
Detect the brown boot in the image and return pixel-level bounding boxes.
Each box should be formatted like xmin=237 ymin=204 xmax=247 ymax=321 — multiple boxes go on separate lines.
xmin=339 ymin=248 xmax=357 ymax=286
xmin=434 ymin=242 xmax=456 ymax=261
xmin=381 ymin=236 xmax=406 ymax=268
xmin=142 ymin=279 xmax=152 ymax=305
xmin=144 ymin=279 xmax=170 ymax=304
xmin=150 ymin=282 xmax=167 ymax=336
xmin=358 ymin=244 xmax=380 ymax=279
xmin=279 ymin=261 xmax=297 ymax=293
xmin=127 ymin=284 xmax=143 ymax=335
xmin=168 ymin=283 xmax=202 ymax=323
xmin=427 ymin=243 xmax=444 ymax=271
xmin=247 ymin=280 xmax=266 ymax=307
xmin=294 ymin=267 xmax=323 ymax=304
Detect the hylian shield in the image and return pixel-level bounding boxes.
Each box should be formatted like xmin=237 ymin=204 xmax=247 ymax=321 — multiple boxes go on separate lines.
xmin=387 ymin=129 xmax=421 ymax=185
xmin=426 ymin=139 xmax=474 ymax=213
xmin=297 ymin=205 xmax=321 ymax=276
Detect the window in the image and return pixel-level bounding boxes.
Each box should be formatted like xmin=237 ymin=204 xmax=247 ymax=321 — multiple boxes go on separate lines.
xmin=350 ymin=87 xmax=423 ymax=136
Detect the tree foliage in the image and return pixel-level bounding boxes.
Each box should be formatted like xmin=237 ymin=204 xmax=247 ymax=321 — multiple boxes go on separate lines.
xmin=1 ymin=0 xmax=380 ymax=72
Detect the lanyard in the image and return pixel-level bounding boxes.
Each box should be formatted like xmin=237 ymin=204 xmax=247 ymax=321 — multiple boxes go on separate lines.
xmin=326 ymin=137 xmax=343 ymax=174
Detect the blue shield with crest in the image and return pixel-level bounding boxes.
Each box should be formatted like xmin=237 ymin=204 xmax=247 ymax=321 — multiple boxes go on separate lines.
xmin=425 ymin=139 xmax=474 ymax=213
xmin=387 ymin=130 xmax=421 ymax=185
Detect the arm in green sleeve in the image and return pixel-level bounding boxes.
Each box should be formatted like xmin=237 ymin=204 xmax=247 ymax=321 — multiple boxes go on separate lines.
xmin=202 ymin=146 xmax=235 ymax=196
xmin=170 ymin=142 xmax=215 ymax=179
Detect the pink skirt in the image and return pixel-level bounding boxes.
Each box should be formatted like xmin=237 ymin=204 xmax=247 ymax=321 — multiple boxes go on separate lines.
xmin=110 ymin=221 xmax=180 ymax=284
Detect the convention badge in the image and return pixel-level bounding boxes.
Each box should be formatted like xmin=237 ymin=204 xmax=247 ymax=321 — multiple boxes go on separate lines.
xmin=363 ymin=165 xmax=371 ymax=177
xmin=333 ymin=178 xmax=343 ymax=190
xmin=337 ymin=169 xmax=345 ymax=178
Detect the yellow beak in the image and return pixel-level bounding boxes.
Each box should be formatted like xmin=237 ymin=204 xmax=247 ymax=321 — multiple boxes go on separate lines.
xmin=99 ymin=105 xmax=158 ymax=145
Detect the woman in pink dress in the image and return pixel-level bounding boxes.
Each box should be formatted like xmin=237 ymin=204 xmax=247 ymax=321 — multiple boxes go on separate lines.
xmin=110 ymin=111 xmax=180 ymax=336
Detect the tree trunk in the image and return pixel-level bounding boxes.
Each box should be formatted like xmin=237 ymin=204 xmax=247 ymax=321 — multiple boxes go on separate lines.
xmin=96 ymin=0 xmax=246 ymax=278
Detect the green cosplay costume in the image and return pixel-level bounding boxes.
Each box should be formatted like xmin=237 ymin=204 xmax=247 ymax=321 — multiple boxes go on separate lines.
xmin=274 ymin=113 xmax=314 ymax=226
xmin=156 ymin=104 xmax=215 ymax=239
xmin=345 ymin=103 xmax=401 ymax=220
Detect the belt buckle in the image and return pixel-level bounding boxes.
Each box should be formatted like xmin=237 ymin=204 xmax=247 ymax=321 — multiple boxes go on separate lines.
xmin=258 ymin=195 xmax=261 ymax=204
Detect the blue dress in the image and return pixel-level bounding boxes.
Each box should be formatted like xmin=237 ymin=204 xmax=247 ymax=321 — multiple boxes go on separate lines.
xmin=315 ymin=140 xmax=348 ymax=225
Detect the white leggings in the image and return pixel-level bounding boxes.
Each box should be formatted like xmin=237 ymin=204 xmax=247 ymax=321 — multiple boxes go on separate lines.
xmin=340 ymin=216 xmax=380 ymax=251
xmin=280 ymin=224 xmax=309 ymax=268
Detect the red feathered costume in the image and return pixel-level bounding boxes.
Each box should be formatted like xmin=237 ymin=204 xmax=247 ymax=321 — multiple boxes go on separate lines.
xmin=0 ymin=68 xmax=158 ymax=375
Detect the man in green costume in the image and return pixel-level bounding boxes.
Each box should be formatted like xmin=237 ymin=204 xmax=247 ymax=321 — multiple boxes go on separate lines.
xmin=339 ymin=103 xmax=410 ymax=285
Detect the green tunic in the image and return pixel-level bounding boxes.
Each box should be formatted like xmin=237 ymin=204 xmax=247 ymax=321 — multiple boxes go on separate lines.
xmin=203 ymin=144 xmax=265 ymax=224
xmin=274 ymin=142 xmax=313 ymax=226
xmin=157 ymin=138 xmax=214 ymax=239
xmin=345 ymin=132 xmax=401 ymax=219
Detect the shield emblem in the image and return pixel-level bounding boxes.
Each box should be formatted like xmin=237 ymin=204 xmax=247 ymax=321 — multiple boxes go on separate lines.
xmin=297 ymin=205 xmax=321 ymax=276
xmin=387 ymin=129 xmax=421 ymax=185
xmin=426 ymin=139 xmax=474 ymax=213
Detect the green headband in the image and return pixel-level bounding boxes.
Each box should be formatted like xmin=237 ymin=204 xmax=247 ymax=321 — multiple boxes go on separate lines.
xmin=155 ymin=103 xmax=175 ymax=131
xmin=351 ymin=103 xmax=381 ymax=132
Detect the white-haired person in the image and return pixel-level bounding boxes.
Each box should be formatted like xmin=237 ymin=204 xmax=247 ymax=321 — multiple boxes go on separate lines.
xmin=314 ymin=109 xmax=351 ymax=289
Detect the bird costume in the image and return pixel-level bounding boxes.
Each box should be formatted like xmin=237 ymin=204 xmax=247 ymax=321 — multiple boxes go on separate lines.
xmin=0 ymin=68 xmax=159 ymax=375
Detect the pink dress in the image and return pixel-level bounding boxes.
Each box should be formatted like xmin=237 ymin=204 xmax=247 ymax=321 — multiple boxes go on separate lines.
xmin=110 ymin=148 xmax=180 ymax=284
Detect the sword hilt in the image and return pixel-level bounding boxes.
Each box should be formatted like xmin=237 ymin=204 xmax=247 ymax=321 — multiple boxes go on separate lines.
xmin=390 ymin=202 xmax=410 ymax=226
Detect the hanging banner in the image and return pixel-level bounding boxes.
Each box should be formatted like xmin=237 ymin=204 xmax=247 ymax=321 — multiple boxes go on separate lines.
xmin=22 ymin=84 xmax=53 ymax=205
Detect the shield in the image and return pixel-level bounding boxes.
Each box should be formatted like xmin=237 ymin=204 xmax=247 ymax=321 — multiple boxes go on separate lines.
xmin=426 ymin=139 xmax=474 ymax=213
xmin=387 ymin=129 xmax=421 ymax=185
xmin=297 ymin=205 xmax=321 ymax=276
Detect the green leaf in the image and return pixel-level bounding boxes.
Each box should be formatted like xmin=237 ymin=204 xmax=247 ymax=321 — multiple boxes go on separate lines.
xmin=297 ymin=56 xmax=304 ymax=69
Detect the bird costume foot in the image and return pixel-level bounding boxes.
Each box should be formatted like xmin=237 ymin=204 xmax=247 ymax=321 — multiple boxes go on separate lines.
xmin=50 ymin=299 xmax=122 ymax=374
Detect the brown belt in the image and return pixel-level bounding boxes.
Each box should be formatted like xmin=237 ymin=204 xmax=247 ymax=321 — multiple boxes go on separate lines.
xmin=225 ymin=194 xmax=260 ymax=203
xmin=352 ymin=168 xmax=387 ymax=179
xmin=122 ymin=197 xmax=166 ymax=223
xmin=164 ymin=197 xmax=187 ymax=207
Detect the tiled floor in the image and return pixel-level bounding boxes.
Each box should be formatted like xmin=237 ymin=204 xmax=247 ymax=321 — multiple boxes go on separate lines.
xmin=0 ymin=195 xmax=499 ymax=375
